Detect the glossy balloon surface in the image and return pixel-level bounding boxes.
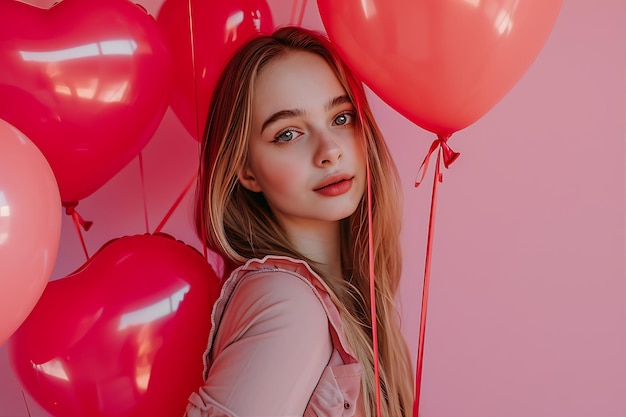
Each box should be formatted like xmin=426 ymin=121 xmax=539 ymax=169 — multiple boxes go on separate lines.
xmin=0 ymin=0 xmax=172 ymax=202
xmin=9 ymin=234 xmax=222 ymax=417
xmin=0 ymin=118 xmax=61 ymax=346
xmin=318 ymin=0 xmax=562 ymax=135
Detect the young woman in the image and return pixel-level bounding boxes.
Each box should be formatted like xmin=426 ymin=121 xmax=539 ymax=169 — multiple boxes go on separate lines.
xmin=186 ymin=26 xmax=413 ymax=417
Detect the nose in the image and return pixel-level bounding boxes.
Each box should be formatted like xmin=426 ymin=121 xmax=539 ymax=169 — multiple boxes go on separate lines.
xmin=314 ymin=132 xmax=342 ymax=167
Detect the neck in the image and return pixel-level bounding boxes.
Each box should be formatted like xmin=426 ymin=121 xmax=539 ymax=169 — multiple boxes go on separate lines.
xmin=285 ymin=221 xmax=342 ymax=279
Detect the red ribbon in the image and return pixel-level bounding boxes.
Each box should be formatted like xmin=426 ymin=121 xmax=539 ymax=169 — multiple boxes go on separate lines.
xmin=412 ymin=133 xmax=459 ymax=417
xmin=21 ymin=390 xmax=32 ymax=417
xmin=366 ymin=160 xmax=383 ymax=417
xmin=62 ymin=201 xmax=92 ymax=260
xmin=414 ymin=133 xmax=460 ymax=187
xmin=138 ymin=152 xmax=150 ymax=233
xmin=153 ymin=174 xmax=197 ymax=234
xmin=289 ymin=0 xmax=307 ymax=26
xmin=62 ymin=201 xmax=93 ymax=231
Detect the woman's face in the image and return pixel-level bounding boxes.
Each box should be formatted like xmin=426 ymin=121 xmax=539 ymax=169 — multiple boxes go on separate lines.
xmin=238 ymin=50 xmax=366 ymax=235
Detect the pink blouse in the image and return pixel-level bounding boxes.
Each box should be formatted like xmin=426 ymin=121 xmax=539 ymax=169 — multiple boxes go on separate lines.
xmin=184 ymin=256 xmax=365 ymax=417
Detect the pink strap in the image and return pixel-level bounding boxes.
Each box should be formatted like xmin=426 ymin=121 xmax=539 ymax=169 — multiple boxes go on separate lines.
xmin=329 ymin=319 xmax=355 ymax=365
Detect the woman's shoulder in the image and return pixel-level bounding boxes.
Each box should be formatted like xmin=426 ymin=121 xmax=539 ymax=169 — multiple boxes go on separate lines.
xmin=215 ymin=256 xmax=334 ymax=317
xmin=231 ymin=255 xmax=331 ymax=291
xmin=222 ymin=258 xmax=331 ymax=330
xmin=202 ymin=255 xmax=341 ymax=378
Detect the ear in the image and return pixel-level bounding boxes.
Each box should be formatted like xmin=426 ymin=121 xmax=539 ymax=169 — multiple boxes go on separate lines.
xmin=237 ymin=165 xmax=262 ymax=192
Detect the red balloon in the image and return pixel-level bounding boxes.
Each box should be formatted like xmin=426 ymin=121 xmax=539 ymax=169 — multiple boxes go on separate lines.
xmin=157 ymin=0 xmax=274 ymax=140
xmin=8 ymin=233 xmax=222 ymax=417
xmin=0 ymin=0 xmax=172 ymax=203
xmin=317 ymin=0 xmax=562 ymax=136
xmin=0 ymin=119 xmax=61 ymax=346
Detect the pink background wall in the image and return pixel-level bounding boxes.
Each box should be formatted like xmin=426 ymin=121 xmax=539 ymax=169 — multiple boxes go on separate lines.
xmin=1 ymin=0 xmax=625 ymax=416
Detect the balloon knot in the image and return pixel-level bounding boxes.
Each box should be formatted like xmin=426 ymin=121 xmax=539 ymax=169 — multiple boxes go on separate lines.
xmin=62 ymin=201 xmax=93 ymax=231
xmin=437 ymin=134 xmax=460 ymax=169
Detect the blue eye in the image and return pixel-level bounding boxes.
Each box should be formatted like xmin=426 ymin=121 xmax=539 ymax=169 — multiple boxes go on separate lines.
xmin=334 ymin=112 xmax=354 ymax=126
xmin=274 ymin=128 xmax=301 ymax=143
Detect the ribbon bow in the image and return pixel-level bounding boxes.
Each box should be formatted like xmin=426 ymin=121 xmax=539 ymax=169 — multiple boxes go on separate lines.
xmin=62 ymin=201 xmax=93 ymax=231
xmin=414 ymin=133 xmax=460 ymax=187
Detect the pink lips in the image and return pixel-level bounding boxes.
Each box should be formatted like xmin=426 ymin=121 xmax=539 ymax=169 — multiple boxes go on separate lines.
xmin=314 ymin=175 xmax=353 ymax=196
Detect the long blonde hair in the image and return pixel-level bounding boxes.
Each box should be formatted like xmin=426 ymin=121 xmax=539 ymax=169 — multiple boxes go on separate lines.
xmin=195 ymin=26 xmax=413 ymax=417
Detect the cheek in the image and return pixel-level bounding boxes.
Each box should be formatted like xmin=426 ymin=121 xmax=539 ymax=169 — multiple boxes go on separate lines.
xmin=253 ymin=158 xmax=304 ymax=195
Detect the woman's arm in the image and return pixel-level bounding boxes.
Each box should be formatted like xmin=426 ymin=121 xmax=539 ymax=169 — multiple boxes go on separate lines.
xmin=185 ymin=271 xmax=333 ymax=417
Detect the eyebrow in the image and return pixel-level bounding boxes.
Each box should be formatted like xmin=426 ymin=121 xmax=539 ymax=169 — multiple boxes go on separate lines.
xmin=260 ymin=94 xmax=353 ymax=134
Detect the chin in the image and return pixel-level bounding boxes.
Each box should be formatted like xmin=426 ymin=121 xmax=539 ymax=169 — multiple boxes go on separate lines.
xmin=336 ymin=202 xmax=361 ymax=221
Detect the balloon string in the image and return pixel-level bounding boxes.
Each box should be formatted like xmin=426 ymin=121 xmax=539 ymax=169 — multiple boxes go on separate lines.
xmin=289 ymin=0 xmax=307 ymax=26
xmin=62 ymin=202 xmax=91 ymax=260
xmin=188 ymin=0 xmax=205 ymax=260
xmin=21 ymin=390 xmax=31 ymax=417
xmin=412 ymin=147 xmax=442 ymax=417
xmin=412 ymin=133 xmax=459 ymax=417
xmin=138 ymin=152 xmax=150 ymax=233
xmin=200 ymin=207 xmax=208 ymax=260
xmin=70 ymin=212 xmax=89 ymax=260
xmin=296 ymin=0 xmax=307 ymax=26
xmin=153 ymin=174 xmax=197 ymax=234
xmin=187 ymin=0 xmax=201 ymax=141
xmin=366 ymin=159 xmax=382 ymax=417
xmin=289 ymin=0 xmax=298 ymax=25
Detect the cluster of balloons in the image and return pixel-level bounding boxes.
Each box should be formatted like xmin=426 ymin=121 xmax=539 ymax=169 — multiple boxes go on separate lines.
xmin=0 ymin=0 xmax=561 ymax=416
xmin=0 ymin=0 xmax=270 ymax=415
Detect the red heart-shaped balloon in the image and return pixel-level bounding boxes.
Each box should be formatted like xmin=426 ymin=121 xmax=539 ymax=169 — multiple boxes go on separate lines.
xmin=156 ymin=0 xmax=273 ymax=140
xmin=0 ymin=0 xmax=172 ymax=203
xmin=8 ymin=233 xmax=222 ymax=417
xmin=318 ymin=0 xmax=562 ymax=136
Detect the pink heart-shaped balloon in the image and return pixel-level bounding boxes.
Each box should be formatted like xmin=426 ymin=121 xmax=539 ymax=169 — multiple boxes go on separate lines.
xmin=0 ymin=118 xmax=61 ymax=346
xmin=8 ymin=233 xmax=222 ymax=417
xmin=0 ymin=0 xmax=172 ymax=203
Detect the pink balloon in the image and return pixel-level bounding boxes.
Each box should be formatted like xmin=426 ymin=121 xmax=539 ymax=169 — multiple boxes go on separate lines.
xmin=317 ymin=0 xmax=562 ymax=136
xmin=157 ymin=0 xmax=274 ymax=140
xmin=9 ymin=233 xmax=223 ymax=417
xmin=0 ymin=0 xmax=172 ymax=203
xmin=0 ymin=118 xmax=61 ymax=346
